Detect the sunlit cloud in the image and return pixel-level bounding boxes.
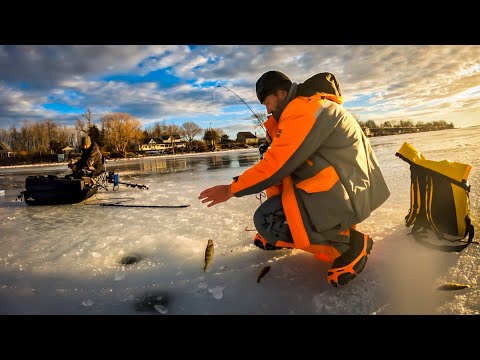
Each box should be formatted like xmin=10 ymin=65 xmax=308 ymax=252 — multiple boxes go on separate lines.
xmin=1 ymin=45 xmax=479 ymax=137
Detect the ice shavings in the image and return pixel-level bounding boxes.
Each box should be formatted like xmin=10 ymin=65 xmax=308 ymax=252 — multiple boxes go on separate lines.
xmin=208 ymin=286 xmax=225 ymax=299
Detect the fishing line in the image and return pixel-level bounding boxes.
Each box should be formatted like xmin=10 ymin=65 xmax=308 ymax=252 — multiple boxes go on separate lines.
xmin=255 ymin=191 xmax=266 ymax=204
xmin=215 ymin=85 xmax=267 ymax=135
xmin=244 ymin=192 xmax=267 ymax=231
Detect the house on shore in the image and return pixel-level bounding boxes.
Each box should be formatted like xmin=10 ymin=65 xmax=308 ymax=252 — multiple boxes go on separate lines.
xmin=138 ymin=135 xmax=186 ymax=153
xmin=236 ymin=132 xmax=258 ymax=145
xmin=0 ymin=141 xmax=15 ymax=158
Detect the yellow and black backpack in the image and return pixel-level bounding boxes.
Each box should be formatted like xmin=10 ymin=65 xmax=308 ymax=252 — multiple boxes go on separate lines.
xmin=396 ymin=142 xmax=475 ymax=252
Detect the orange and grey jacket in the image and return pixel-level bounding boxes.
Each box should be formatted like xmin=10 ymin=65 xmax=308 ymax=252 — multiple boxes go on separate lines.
xmin=230 ymin=83 xmax=390 ymax=251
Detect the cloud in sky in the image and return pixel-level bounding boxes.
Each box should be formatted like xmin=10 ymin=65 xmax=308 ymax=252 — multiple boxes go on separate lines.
xmin=1 ymin=45 xmax=479 ymax=137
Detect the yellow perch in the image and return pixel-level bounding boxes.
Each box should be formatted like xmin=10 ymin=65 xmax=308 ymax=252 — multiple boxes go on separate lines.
xmin=203 ymin=239 xmax=214 ymax=272
xmin=257 ymin=265 xmax=271 ymax=283
xmin=437 ymin=283 xmax=472 ymax=291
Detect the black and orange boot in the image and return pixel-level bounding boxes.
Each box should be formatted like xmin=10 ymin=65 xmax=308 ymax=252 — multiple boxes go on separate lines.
xmin=253 ymin=233 xmax=285 ymax=251
xmin=327 ymin=229 xmax=373 ymax=287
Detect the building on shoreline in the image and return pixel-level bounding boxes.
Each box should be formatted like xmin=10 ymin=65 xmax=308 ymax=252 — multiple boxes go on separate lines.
xmin=138 ymin=136 xmax=186 ymax=153
xmin=0 ymin=141 xmax=15 ymax=158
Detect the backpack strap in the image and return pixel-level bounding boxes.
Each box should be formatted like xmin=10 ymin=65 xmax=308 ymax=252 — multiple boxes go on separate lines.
xmin=409 ymin=176 xmax=475 ymax=252
xmin=405 ymin=171 xmax=421 ymax=227
xmin=410 ymin=220 xmax=474 ymax=252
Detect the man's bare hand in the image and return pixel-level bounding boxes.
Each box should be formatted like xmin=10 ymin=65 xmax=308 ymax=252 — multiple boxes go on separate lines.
xmin=198 ymin=185 xmax=233 ymax=207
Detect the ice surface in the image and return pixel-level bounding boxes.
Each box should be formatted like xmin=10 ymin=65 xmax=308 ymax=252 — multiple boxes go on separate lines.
xmin=1 ymin=127 xmax=479 ymax=314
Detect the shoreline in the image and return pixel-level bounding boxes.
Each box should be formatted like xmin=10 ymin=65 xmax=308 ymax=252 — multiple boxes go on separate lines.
xmin=0 ymin=147 xmax=260 ymax=170
xmin=2 ymin=126 xmax=475 ymax=171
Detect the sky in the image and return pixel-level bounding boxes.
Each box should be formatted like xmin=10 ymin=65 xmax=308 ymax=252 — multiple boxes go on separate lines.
xmin=1 ymin=126 xmax=479 ymax=315
xmin=0 ymin=45 xmax=479 ymax=139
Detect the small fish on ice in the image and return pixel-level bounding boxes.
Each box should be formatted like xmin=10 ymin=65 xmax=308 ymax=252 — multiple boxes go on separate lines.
xmin=257 ymin=266 xmax=271 ymax=283
xmin=437 ymin=283 xmax=472 ymax=291
xmin=203 ymin=239 xmax=214 ymax=272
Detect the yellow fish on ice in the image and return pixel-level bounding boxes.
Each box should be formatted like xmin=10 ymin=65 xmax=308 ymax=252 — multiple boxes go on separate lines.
xmin=203 ymin=239 xmax=214 ymax=272
xmin=257 ymin=266 xmax=271 ymax=283
xmin=437 ymin=283 xmax=472 ymax=291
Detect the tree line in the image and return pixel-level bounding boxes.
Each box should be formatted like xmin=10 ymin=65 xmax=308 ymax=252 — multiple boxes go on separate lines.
xmin=0 ymin=109 xmax=231 ymax=158
xmin=357 ymin=119 xmax=454 ymax=129
xmin=0 ymin=108 xmax=455 ymax=159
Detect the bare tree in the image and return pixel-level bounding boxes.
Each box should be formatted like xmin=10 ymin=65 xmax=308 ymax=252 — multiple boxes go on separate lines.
xmin=100 ymin=116 xmax=110 ymax=149
xmin=181 ymin=121 xmax=202 ymax=151
xmin=152 ymin=121 xmax=166 ymax=138
xmin=0 ymin=128 xmax=8 ymax=144
xmin=101 ymin=112 xmax=142 ymax=158
xmin=8 ymin=126 xmax=20 ymax=152
xmin=57 ymin=125 xmax=76 ymax=148
xmin=165 ymin=124 xmax=181 ymax=154
xmin=34 ymin=121 xmax=50 ymax=154
xmin=83 ymin=108 xmax=93 ymax=129
xmin=75 ymin=118 xmax=88 ymax=135
xmin=45 ymin=119 xmax=56 ymax=149
xmin=143 ymin=121 xmax=168 ymax=140
xmin=75 ymin=108 xmax=94 ymax=135
xmin=399 ymin=119 xmax=414 ymax=127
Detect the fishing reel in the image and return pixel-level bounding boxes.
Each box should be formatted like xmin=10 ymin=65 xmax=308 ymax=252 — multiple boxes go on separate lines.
xmin=107 ymin=171 xmax=119 ymax=185
xmin=258 ymin=142 xmax=270 ymax=159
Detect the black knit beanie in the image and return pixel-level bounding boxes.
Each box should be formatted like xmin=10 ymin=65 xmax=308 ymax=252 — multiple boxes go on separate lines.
xmin=256 ymin=71 xmax=292 ymax=104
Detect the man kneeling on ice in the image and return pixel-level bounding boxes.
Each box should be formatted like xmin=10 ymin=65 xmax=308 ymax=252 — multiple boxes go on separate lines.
xmin=198 ymin=71 xmax=390 ymax=287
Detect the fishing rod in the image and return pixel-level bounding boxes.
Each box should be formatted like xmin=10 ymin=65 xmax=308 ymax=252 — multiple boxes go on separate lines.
xmin=216 ymin=85 xmax=267 ymax=135
xmin=100 ymin=203 xmax=190 ymax=208
xmin=216 ymin=85 xmax=272 ymax=212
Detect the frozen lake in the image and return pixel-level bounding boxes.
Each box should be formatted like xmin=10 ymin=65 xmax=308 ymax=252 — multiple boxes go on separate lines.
xmin=1 ymin=127 xmax=479 ymax=315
